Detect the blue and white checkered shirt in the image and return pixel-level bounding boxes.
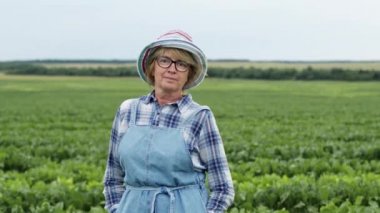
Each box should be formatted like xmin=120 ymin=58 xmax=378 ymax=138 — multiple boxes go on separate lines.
xmin=103 ymin=91 xmax=234 ymax=213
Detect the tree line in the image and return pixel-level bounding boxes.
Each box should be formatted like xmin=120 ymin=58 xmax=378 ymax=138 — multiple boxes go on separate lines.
xmin=1 ymin=62 xmax=380 ymax=81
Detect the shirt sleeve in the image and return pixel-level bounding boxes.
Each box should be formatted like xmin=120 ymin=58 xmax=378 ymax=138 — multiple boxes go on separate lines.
xmin=197 ymin=110 xmax=235 ymax=212
xmin=103 ymin=107 xmax=126 ymax=213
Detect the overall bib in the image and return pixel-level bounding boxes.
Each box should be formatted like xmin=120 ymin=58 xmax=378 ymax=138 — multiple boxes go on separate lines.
xmin=117 ymin=101 xmax=209 ymax=213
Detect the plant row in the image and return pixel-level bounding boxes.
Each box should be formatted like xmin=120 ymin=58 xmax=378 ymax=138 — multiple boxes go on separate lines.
xmin=231 ymin=173 xmax=380 ymax=212
xmin=0 ymin=169 xmax=104 ymax=212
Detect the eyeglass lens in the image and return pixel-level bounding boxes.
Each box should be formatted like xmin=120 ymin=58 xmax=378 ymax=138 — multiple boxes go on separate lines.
xmin=157 ymin=56 xmax=189 ymax=72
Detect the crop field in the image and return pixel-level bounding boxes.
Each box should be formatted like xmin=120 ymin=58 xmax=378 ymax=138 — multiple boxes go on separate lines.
xmin=1 ymin=75 xmax=380 ymax=212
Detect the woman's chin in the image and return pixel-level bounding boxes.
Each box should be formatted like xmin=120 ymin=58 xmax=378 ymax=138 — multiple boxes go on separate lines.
xmin=161 ymin=82 xmax=181 ymax=91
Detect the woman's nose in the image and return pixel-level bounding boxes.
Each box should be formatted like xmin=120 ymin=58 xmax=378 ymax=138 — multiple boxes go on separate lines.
xmin=167 ymin=63 xmax=177 ymax=73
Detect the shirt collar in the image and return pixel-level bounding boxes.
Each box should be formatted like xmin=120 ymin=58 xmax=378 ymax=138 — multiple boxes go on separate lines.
xmin=142 ymin=90 xmax=193 ymax=114
xmin=142 ymin=91 xmax=156 ymax=104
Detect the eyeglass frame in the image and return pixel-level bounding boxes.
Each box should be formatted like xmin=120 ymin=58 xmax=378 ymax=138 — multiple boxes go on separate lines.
xmin=155 ymin=56 xmax=191 ymax=72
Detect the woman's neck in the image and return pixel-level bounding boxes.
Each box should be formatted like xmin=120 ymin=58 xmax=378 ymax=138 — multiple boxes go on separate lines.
xmin=154 ymin=89 xmax=183 ymax=105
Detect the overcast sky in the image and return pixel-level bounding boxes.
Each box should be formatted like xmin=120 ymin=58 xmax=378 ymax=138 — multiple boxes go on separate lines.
xmin=1 ymin=0 xmax=379 ymax=61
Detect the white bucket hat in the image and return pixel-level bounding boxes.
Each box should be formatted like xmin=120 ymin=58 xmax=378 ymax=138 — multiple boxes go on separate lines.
xmin=137 ymin=30 xmax=208 ymax=90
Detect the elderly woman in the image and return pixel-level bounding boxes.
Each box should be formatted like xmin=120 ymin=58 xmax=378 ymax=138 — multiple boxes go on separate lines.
xmin=103 ymin=30 xmax=234 ymax=213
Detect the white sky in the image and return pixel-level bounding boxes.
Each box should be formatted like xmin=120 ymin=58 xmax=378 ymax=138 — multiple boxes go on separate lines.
xmin=1 ymin=0 xmax=380 ymax=61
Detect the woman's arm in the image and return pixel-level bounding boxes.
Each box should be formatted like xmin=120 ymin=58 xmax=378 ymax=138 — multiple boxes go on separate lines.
xmin=198 ymin=110 xmax=235 ymax=212
xmin=103 ymin=108 xmax=126 ymax=213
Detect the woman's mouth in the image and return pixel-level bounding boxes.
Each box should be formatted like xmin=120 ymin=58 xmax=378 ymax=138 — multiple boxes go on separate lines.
xmin=163 ymin=77 xmax=177 ymax=81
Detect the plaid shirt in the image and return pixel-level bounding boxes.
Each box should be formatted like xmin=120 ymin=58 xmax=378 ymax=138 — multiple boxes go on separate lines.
xmin=103 ymin=91 xmax=234 ymax=213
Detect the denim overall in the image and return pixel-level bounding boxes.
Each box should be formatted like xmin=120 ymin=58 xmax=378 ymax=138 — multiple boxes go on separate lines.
xmin=117 ymin=101 xmax=209 ymax=213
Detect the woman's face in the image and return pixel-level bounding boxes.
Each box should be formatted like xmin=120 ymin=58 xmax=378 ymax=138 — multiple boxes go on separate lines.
xmin=153 ymin=50 xmax=190 ymax=93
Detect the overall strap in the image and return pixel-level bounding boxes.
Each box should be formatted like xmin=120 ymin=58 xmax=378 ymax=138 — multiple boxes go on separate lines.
xmin=129 ymin=99 xmax=139 ymax=126
xmin=180 ymin=105 xmax=210 ymax=127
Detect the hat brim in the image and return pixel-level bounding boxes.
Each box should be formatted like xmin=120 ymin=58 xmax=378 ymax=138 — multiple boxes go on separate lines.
xmin=137 ymin=39 xmax=207 ymax=90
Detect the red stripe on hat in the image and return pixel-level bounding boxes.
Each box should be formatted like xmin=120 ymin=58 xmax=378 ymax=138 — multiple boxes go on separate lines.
xmin=157 ymin=30 xmax=192 ymax=42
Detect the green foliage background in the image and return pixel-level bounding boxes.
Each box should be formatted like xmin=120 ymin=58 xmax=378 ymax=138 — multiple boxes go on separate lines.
xmin=1 ymin=61 xmax=380 ymax=81
xmin=1 ymin=75 xmax=380 ymax=212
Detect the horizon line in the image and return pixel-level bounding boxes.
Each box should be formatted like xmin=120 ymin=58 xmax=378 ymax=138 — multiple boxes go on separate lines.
xmin=1 ymin=58 xmax=380 ymax=63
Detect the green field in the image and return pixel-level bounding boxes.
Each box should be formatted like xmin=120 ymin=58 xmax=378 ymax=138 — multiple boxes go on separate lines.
xmin=1 ymin=75 xmax=380 ymax=212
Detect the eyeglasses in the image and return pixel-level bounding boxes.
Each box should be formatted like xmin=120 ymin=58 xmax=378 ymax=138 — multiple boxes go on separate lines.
xmin=156 ymin=56 xmax=190 ymax=72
